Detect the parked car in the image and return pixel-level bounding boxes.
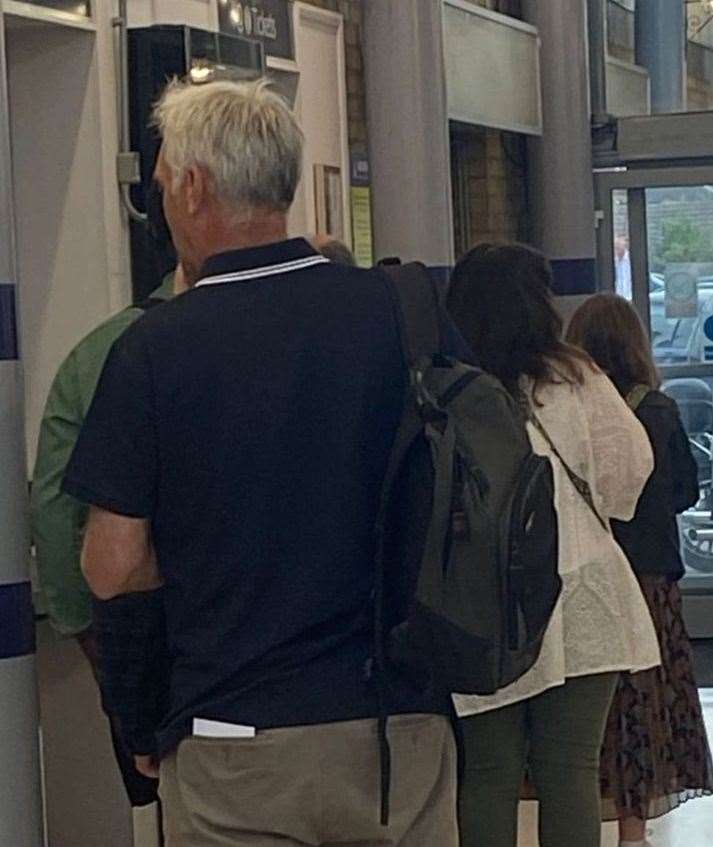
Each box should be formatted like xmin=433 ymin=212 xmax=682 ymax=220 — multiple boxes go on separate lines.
xmin=650 ymin=277 xmax=713 ymax=365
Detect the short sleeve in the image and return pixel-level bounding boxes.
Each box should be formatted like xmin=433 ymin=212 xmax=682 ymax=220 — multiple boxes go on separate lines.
xmin=62 ymin=326 xmax=157 ymax=519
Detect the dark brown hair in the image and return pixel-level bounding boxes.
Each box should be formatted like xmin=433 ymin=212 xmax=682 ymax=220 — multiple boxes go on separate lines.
xmin=566 ymin=293 xmax=660 ymax=397
xmin=447 ymin=243 xmax=592 ymax=397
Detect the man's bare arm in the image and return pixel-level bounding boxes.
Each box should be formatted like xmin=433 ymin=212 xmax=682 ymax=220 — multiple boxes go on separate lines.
xmin=81 ymin=506 xmax=163 ymax=600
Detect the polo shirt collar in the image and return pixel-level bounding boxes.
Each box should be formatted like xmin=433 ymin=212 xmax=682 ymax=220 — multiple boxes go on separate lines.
xmin=196 ymin=238 xmax=328 ymax=287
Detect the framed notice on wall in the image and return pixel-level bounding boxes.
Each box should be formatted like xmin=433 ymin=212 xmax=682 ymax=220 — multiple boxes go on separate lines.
xmin=350 ymin=187 xmax=373 ymax=269
xmin=314 ymin=165 xmax=344 ymax=242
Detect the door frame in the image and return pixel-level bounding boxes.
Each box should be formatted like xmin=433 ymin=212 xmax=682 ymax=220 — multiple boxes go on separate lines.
xmin=594 ymin=164 xmax=713 ymax=290
xmin=595 ymin=164 xmax=713 ymax=348
xmin=593 ymin=136 xmax=713 ymax=635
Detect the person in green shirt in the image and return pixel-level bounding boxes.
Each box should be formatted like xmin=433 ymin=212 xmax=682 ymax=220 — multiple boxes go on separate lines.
xmin=31 ymin=268 xmax=183 ymax=809
xmin=32 ymin=272 xmax=180 ymax=637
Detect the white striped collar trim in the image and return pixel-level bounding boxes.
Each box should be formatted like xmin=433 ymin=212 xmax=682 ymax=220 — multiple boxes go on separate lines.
xmin=195 ymin=254 xmax=330 ymax=288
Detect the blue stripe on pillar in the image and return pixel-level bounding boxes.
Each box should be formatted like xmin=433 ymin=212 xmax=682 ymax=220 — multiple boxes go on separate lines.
xmin=0 ymin=284 xmax=18 ymax=360
xmin=550 ymin=258 xmax=597 ymax=296
xmin=0 ymin=582 xmax=36 ymax=659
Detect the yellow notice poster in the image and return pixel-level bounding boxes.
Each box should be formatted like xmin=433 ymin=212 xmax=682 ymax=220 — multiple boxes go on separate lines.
xmin=350 ymin=186 xmax=374 ymax=268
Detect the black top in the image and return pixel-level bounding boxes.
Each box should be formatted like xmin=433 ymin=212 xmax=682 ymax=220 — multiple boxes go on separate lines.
xmin=64 ymin=239 xmax=462 ymax=756
xmin=613 ymin=389 xmax=699 ymax=580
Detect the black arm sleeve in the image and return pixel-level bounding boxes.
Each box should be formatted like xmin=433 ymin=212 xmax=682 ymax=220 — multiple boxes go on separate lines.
xmin=636 ymin=401 xmax=699 ymax=520
xmin=93 ymin=591 xmax=169 ymax=755
xmin=669 ymin=413 xmax=700 ymax=514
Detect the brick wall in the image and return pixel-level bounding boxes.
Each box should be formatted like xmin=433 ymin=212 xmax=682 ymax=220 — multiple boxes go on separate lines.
xmin=450 ymin=3 xmax=529 ymax=257
xmin=301 ymin=1 xmax=531 ymax=261
xmin=451 ymin=124 xmax=529 ymax=259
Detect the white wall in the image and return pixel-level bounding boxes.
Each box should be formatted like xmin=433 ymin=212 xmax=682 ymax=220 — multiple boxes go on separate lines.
xmin=128 ymin=0 xmax=218 ymax=30
xmin=606 ymin=56 xmax=651 ymax=117
xmin=289 ymin=3 xmax=351 ymax=244
xmin=443 ymin=1 xmax=542 ymax=136
xmin=6 ymin=12 xmax=127 ymax=470
xmin=5 ymin=12 xmax=136 ymax=846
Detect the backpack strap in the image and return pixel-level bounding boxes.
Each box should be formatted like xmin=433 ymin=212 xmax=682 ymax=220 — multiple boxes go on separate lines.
xmin=530 ymin=413 xmax=609 ymax=534
xmin=626 ymin=384 xmax=651 ymax=412
xmin=380 ymin=262 xmax=441 ymax=367
xmin=375 ymin=263 xmax=445 ymax=546
xmin=133 ymin=296 xmax=166 ymax=311
xmin=373 ymin=262 xmax=442 ymax=827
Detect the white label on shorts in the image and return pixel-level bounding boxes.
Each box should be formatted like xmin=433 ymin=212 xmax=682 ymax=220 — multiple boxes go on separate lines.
xmin=192 ymin=718 xmax=257 ymax=739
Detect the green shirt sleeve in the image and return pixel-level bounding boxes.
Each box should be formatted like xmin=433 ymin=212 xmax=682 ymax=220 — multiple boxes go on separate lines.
xmin=30 ymin=308 xmax=144 ymax=635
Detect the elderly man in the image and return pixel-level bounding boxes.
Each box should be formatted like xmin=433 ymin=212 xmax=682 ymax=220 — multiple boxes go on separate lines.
xmin=63 ymin=80 xmax=459 ymax=846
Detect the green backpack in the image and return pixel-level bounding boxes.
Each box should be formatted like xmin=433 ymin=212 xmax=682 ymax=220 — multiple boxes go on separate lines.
xmin=375 ymin=263 xmax=562 ymax=697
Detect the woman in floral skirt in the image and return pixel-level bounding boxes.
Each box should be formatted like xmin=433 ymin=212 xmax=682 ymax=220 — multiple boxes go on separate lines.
xmin=568 ymin=293 xmax=713 ymax=847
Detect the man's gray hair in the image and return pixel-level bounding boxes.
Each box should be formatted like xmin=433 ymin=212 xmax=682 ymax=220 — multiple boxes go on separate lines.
xmin=153 ymin=78 xmax=303 ymax=214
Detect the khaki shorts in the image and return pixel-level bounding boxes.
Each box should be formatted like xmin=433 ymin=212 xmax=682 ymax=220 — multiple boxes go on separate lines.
xmin=159 ymin=713 xmax=458 ymax=846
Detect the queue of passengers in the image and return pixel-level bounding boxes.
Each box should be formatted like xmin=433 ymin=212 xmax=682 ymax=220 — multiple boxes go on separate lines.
xmin=31 ymin=78 xmax=712 ymax=847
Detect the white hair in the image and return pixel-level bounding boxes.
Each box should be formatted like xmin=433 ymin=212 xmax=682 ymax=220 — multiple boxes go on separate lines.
xmin=153 ymin=78 xmax=303 ymax=214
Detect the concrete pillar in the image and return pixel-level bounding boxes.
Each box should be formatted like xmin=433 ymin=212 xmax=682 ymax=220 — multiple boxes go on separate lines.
xmin=522 ymin=0 xmax=597 ymax=296
xmin=363 ymin=0 xmax=453 ymax=268
xmin=587 ymin=0 xmax=608 ymax=123
xmin=0 ymin=4 xmax=45 ymax=845
xmin=635 ymin=0 xmax=687 ymax=114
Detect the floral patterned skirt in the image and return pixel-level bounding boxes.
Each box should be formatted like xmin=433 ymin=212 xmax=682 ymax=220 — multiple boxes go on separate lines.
xmin=599 ymin=575 xmax=713 ymax=821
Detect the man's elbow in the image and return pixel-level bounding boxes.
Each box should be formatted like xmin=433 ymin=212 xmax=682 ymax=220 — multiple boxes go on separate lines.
xmin=81 ymin=507 xmax=157 ymax=599
xmin=81 ymin=557 xmax=125 ymax=600
xmin=89 ymin=580 xmax=123 ymax=601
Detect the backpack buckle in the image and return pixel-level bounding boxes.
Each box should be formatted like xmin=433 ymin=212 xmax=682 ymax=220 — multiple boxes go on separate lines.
xmin=411 ymin=367 xmax=439 ymax=412
xmin=411 ymin=368 xmax=426 ymax=408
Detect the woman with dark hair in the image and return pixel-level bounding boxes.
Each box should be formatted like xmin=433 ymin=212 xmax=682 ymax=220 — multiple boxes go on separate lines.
xmin=568 ymin=293 xmax=713 ymax=847
xmin=448 ymin=244 xmax=661 ymax=847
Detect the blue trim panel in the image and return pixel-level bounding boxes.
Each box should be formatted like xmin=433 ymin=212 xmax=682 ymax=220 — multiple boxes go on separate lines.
xmin=0 ymin=283 xmax=19 ymax=360
xmin=426 ymin=265 xmax=452 ymax=287
xmin=550 ymin=258 xmax=597 ymax=297
xmin=427 ymin=265 xmax=452 ymax=302
xmin=0 ymin=582 xmax=36 ymax=659
xmin=426 ymin=260 xmax=598 ymax=297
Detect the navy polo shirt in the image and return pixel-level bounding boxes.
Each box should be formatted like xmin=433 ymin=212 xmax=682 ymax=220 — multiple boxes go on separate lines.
xmin=64 ymin=239 xmax=453 ymax=755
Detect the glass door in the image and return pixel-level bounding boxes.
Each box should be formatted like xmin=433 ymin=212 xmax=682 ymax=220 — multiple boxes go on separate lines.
xmin=596 ymin=166 xmax=713 ymax=637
